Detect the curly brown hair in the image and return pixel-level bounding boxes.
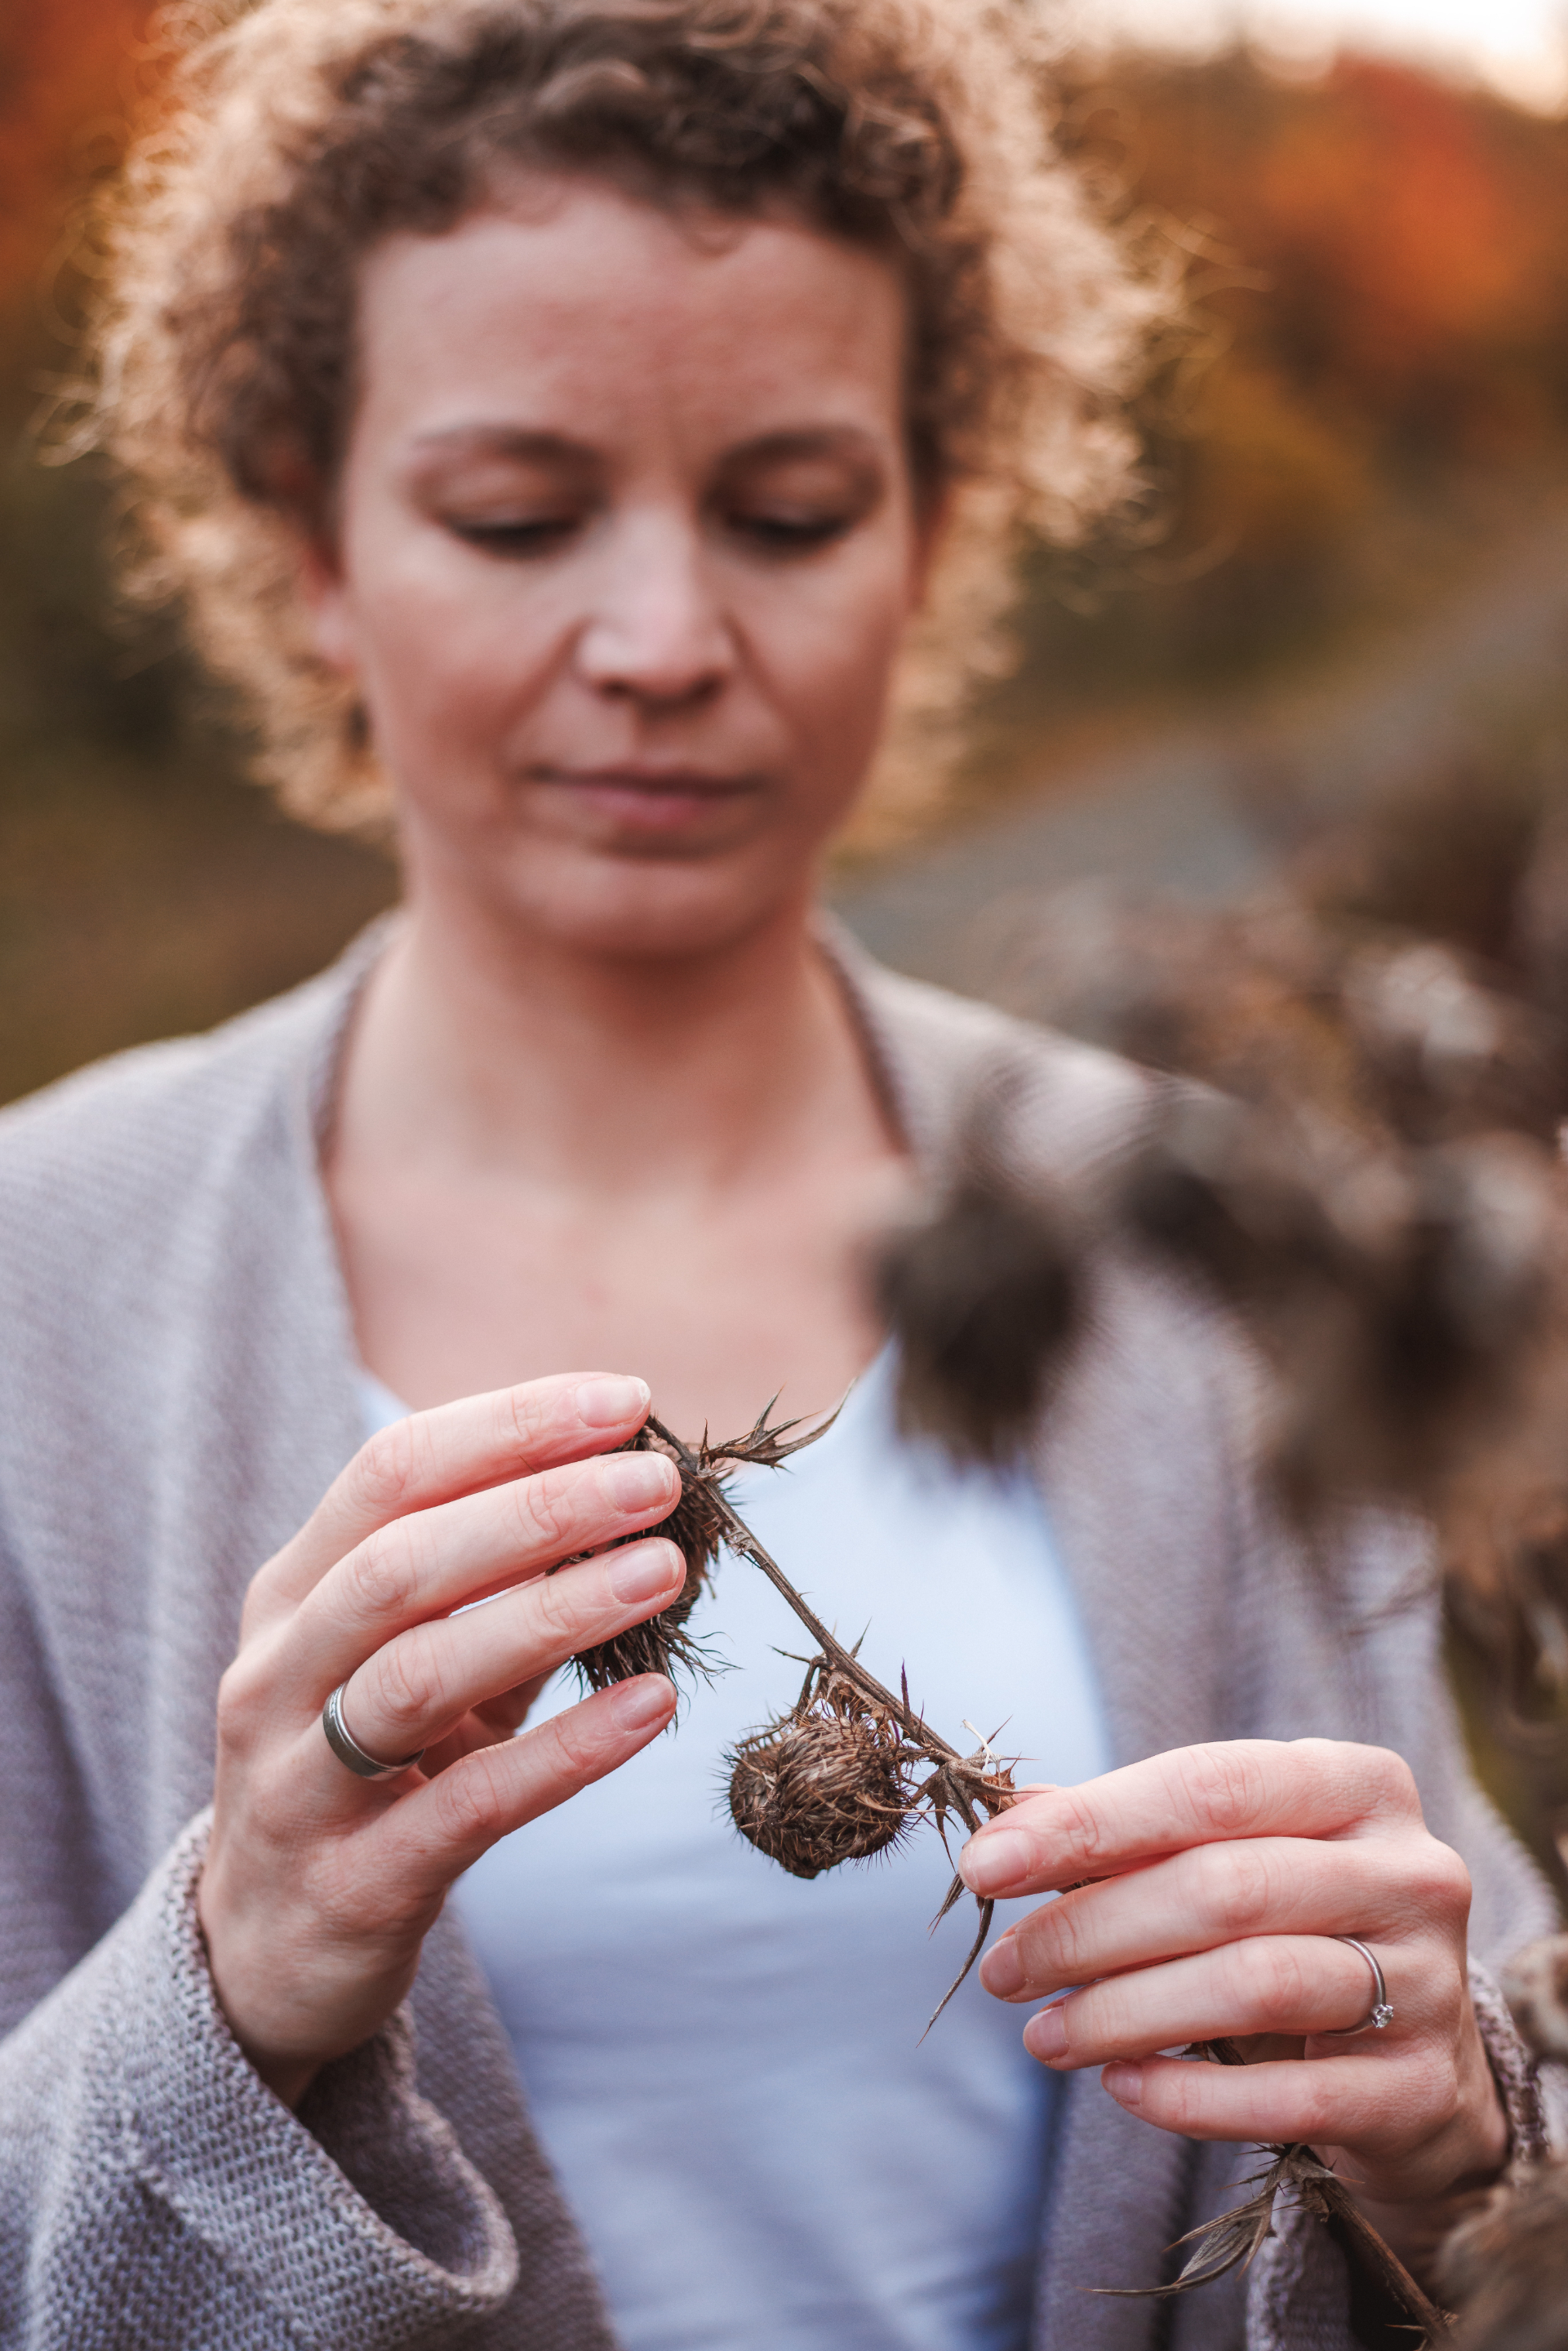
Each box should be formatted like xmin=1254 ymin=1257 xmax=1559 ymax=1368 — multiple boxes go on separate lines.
xmin=96 ymin=0 xmax=1175 ymax=838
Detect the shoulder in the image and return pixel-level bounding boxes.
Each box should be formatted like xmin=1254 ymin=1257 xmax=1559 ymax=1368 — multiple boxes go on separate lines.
xmin=825 ymin=923 xmax=1162 ymax=1181
xmin=0 ymin=937 xmax=371 ymax=1319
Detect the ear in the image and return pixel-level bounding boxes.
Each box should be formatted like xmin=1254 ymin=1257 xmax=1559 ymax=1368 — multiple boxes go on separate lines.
xmin=299 ymin=533 xmax=360 ymax=678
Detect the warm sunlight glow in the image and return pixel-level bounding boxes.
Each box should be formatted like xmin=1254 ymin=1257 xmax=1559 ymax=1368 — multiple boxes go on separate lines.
xmin=1064 ymin=0 xmax=1568 ymax=109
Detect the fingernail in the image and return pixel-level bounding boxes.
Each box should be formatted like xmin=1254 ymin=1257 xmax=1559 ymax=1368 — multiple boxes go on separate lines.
xmin=958 ymin=1829 xmax=1031 ymax=1896
xmin=1024 ymin=2002 xmax=1068 ymax=2062
xmin=602 ymin=1451 xmax=676 ymax=1512
xmin=608 ymin=1540 xmax=682 ymax=1605
xmin=611 ymin=1675 xmax=677 ymax=1731
xmin=979 ymin=1935 xmax=1024 ymax=1998
xmin=575 ymin=1375 xmax=650 ymax=1429
xmin=1103 ymin=2063 xmax=1143 ymax=2109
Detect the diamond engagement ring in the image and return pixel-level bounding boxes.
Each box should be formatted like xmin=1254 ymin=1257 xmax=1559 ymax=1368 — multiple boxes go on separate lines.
xmin=1321 ymin=1935 xmax=1394 ymax=2036
xmin=321 ymin=1681 xmax=425 ymax=1780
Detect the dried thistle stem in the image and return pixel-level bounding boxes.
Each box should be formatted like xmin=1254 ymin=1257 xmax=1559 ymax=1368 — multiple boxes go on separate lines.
xmin=646 ymin=1411 xmax=1017 ymax=2023
xmin=1101 ymin=2037 xmax=1452 ymax=2337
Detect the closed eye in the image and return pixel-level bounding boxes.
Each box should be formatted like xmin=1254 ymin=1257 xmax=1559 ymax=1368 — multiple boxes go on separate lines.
xmin=727 ymin=510 xmax=855 ymax=553
xmin=447 ymin=515 xmax=583 ymax=557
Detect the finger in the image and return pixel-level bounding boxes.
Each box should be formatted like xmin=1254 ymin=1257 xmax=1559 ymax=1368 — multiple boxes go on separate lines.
xmin=286 ymin=1442 xmax=682 ymax=1700
xmin=335 ymin=1535 xmax=685 ymax=1765
xmin=980 ymin=1832 xmax=1469 ymax=2001
xmin=359 ymin=1673 xmax=679 ymax=1893
xmin=957 ymin=1740 xmax=1424 ymax=1900
xmin=255 ymin=1373 xmax=655 ymax=1616
xmin=1015 ymin=1935 xmax=1421 ymax=2072
xmin=1098 ymin=2047 xmax=1437 ymax=2154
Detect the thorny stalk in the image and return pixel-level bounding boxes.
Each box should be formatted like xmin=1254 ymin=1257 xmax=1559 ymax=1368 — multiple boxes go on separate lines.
xmin=1099 ymin=2038 xmax=1453 ymax=2339
xmin=644 ymin=1411 xmax=1019 ymax=2028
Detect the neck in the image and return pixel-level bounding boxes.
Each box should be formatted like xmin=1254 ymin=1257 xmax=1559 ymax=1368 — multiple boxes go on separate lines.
xmin=340 ymin=873 xmax=888 ymax=1199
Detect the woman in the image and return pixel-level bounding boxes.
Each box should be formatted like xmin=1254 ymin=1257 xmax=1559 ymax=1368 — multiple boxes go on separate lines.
xmin=0 ymin=3 xmax=1555 ymax=2345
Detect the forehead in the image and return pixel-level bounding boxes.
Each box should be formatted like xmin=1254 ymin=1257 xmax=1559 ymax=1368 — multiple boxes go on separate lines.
xmin=351 ymin=177 xmax=910 ymax=453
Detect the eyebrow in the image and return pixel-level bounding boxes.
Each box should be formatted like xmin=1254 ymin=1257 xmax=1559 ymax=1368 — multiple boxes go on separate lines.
xmin=406 ymin=424 xmax=887 ymax=466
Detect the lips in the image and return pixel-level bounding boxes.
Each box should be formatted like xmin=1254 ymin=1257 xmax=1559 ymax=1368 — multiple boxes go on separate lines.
xmin=531 ymin=765 xmax=757 ymax=835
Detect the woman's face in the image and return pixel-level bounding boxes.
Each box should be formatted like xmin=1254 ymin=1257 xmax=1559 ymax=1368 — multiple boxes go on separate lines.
xmin=308 ymin=177 xmax=931 ymax=959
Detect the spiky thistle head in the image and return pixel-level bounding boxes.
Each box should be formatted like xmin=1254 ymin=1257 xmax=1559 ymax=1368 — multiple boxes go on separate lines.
xmin=569 ymin=1423 xmax=727 ymax=1693
xmin=569 ymin=1403 xmax=838 ymax=1693
xmin=726 ymin=1660 xmax=916 ymax=1880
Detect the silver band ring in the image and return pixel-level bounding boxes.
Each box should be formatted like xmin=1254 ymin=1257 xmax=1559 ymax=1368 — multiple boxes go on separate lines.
xmin=1321 ymin=1935 xmax=1394 ymax=2036
xmin=322 ymin=1682 xmax=424 ymax=1780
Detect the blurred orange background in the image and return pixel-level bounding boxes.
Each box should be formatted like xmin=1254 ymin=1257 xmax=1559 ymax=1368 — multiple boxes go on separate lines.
xmin=7 ymin=8 xmax=1568 ymax=1099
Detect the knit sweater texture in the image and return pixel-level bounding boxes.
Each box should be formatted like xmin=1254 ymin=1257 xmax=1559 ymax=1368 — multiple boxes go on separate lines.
xmin=0 ymin=923 xmax=1557 ymax=2349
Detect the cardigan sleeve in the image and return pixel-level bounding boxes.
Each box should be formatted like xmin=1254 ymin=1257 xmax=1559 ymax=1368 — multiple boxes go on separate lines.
xmin=0 ymin=1811 xmax=519 ymax=2350
xmin=1244 ymin=1961 xmax=1565 ymax=2351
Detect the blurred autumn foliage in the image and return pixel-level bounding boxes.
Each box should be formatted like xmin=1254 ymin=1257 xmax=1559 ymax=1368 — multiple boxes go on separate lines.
xmin=0 ymin=2 xmax=155 ymax=332
xmin=8 ymin=17 xmax=1568 ymax=1096
xmin=987 ymin=47 xmax=1568 ymax=727
xmin=0 ymin=2 xmax=398 ymax=1108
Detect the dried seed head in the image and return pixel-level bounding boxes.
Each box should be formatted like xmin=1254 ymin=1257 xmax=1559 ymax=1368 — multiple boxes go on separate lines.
xmin=571 ymin=1425 xmax=727 ymax=1693
xmin=569 ymin=1403 xmax=842 ymax=1693
xmin=727 ymin=1666 xmax=913 ymax=1879
xmin=874 ymin=1160 xmax=1082 ymax=1467
xmin=1126 ymin=1099 xmax=1563 ymax=1521
xmin=1440 ymin=2153 xmax=1568 ymax=2349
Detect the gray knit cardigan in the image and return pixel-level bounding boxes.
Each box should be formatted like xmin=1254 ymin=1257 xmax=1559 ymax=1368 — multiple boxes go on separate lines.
xmin=0 ymin=924 xmax=1557 ymax=2351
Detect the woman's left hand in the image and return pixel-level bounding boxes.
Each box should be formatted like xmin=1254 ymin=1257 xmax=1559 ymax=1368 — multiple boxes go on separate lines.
xmin=957 ymin=1738 xmax=1508 ymax=2215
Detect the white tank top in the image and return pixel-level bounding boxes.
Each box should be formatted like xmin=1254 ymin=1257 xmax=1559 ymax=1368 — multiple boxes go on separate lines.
xmin=359 ymin=1353 xmax=1111 ymax=2351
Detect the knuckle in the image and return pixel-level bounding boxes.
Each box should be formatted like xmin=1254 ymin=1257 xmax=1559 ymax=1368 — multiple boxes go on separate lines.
xmin=512 ymin=1467 xmax=582 ymax=1560
xmin=362 ymin=1633 xmax=448 ymax=1740
xmin=1404 ymin=1837 xmax=1472 ymax=1923
xmin=547 ymin=1700 xmax=614 ymax=1784
xmin=433 ymin=1746 xmax=509 ymax=1846
xmin=1353 ymin=1741 xmax=1420 ymax=1815
xmin=1238 ymin=1938 xmax=1311 ymax=2027
xmin=1204 ymin=1840 xmax=1277 ymax=1936
xmin=500 ymin=1380 xmax=553 ymax=1460
xmin=1050 ymin=1786 xmax=1110 ymax=1870
xmin=531 ymin=1566 xmax=588 ymax=1646
xmin=214 ymin=1654 xmax=269 ymax=1752
xmin=1175 ymin=1743 xmax=1267 ymax=1837
xmin=350 ymin=1417 xmax=428 ymax=1521
xmin=1406 ymin=2051 xmax=1458 ymax=2131
xmin=1290 ymin=2066 xmax=1342 ymax=2144
xmin=342 ymin=1527 xmax=422 ymax=1624
xmin=1021 ymin=1897 xmax=1086 ymax=1982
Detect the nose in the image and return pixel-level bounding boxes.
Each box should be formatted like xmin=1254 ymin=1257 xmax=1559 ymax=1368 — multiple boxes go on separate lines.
xmin=575 ymin=512 xmax=735 ymax=707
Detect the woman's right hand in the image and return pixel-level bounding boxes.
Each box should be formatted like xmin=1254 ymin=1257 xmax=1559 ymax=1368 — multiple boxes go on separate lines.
xmin=198 ymin=1372 xmax=684 ymax=2106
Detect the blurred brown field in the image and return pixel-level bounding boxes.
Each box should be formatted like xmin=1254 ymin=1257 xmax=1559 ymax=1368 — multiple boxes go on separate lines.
xmin=8 ymin=10 xmax=1568 ymax=1104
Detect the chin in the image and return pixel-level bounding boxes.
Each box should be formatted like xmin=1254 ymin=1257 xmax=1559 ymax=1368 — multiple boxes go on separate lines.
xmin=497 ymin=840 xmax=815 ymax=963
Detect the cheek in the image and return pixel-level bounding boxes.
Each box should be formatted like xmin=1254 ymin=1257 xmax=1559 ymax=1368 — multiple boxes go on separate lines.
xmin=340 ymin=527 xmax=562 ymax=771
xmin=748 ymin=551 xmax=914 ymax=779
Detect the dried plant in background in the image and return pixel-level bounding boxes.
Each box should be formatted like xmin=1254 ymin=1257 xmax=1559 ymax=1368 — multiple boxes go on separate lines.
xmin=1121 ymin=1093 xmax=1562 ymax=1526
xmin=873 ymin=1139 xmax=1083 ymax=1466
xmin=1440 ymin=2160 xmax=1568 ymax=2351
xmin=1430 ymin=1938 xmax=1568 ymax=2345
xmin=860 ymin=759 xmax=1568 ymax=2331
xmin=973 ymin=758 xmax=1568 ymax=1914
